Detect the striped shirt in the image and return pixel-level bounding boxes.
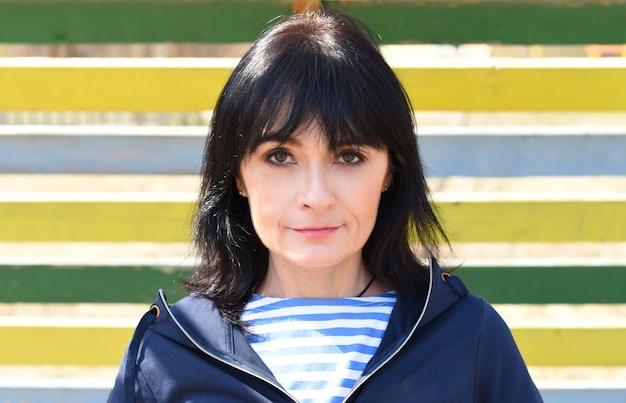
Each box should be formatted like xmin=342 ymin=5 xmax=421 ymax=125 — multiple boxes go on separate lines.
xmin=241 ymin=292 xmax=397 ymax=403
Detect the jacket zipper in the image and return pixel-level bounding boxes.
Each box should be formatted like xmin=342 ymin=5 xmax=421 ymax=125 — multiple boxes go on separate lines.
xmin=157 ymin=291 xmax=299 ymax=403
xmin=157 ymin=257 xmax=434 ymax=403
xmin=341 ymin=259 xmax=435 ymax=402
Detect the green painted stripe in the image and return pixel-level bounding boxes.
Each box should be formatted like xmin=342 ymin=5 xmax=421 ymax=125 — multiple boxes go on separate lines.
xmin=0 ymin=265 xmax=190 ymax=304
xmin=0 ymin=1 xmax=625 ymax=45
xmin=456 ymin=266 xmax=626 ymax=304
xmin=0 ymin=1 xmax=289 ymax=44
xmin=331 ymin=1 xmax=626 ymax=45
xmin=1 ymin=199 xmax=624 ymax=243
xmin=1 ymin=265 xmax=624 ymax=304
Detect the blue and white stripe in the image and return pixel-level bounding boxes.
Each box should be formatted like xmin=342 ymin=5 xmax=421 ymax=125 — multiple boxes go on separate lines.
xmin=242 ymin=293 xmax=397 ymax=403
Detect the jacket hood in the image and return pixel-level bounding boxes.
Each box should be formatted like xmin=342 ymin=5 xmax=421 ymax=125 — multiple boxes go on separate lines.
xmin=147 ymin=257 xmax=467 ymax=378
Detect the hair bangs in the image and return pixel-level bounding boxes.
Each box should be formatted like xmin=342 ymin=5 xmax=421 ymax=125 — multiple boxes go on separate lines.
xmin=242 ymin=48 xmax=389 ymax=155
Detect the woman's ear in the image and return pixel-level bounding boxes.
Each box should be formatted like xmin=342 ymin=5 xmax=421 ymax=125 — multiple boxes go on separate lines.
xmin=382 ymin=171 xmax=393 ymax=193
xmin=235 ymin=176 xmax=248 ymax=197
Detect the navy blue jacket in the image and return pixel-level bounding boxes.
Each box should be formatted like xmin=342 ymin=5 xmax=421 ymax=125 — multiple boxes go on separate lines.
xmin=109 ymin=259 xmax=543 ymax=402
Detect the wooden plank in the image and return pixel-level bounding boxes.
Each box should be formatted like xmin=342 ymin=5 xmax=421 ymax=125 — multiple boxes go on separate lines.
xmin=1 ymin=58 xmax=625 ymax=112
xmin=2 ymin=264 xmax=625 ymax=304
xmin=0 ymin=265 xmax=190 ymax=304
xmin=330 ymin=0 xmax=626 ymax=45
xmin=2 ymin=125 xmax=626 ymax=176
xmin=5 ymin=325 xmax=625 ymax=366
xmin=440 ymin=200 xmax=626 ymax=243
xmin=1 ymin=308 xmax=624 ymax=366
xmin=1 ymin=380 xmax=625 ymax=403
xmin=0 ymin=1 xmax=290 ymax=44
xmin=457 ymin=266 xmax=626 ymax=304
xmin=513 ymin=328 xmax=626 ymax=366
xmin=0 ymin=325 xmax=133 ymax=366
xmin=0 ymin=198 xmax=624 ymax=243
xmin=0 ymin=59 xmax=234 ymax=112
xmin=0 ymin=1 xmax=625 ymax=44
xmin=0 ymin=199 xmax=196 ymax=242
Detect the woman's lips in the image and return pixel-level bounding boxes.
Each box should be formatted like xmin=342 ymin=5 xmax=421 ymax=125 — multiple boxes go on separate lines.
xmin=293 ymin=226 xmax=339 ymax=238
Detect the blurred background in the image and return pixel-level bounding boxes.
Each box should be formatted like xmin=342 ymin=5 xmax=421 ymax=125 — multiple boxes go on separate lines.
xmin=0 ymin=0 xmax=625 ymax=401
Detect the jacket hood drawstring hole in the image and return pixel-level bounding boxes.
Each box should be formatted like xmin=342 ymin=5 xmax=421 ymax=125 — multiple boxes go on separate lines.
xmin=151 ymin=304 xmax=160 ymax=319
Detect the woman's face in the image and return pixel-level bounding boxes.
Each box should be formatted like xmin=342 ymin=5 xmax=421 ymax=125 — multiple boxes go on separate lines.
xmin=236 ymin=123 xmax=392 ymax=276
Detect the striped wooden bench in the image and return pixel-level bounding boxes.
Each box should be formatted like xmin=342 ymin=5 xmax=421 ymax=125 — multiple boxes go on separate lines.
xmin=1 ymin=1 xmax=625 ymax=401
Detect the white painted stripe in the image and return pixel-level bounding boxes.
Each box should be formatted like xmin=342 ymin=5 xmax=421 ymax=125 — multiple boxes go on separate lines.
xmin=537 ymin=380 xmax=626 ymax=389
xmin=455 ymin=257 xmax=626 ymax=267
xmin=431 ymin=191 xmax=626 ymax=202
xmin=418 ymin=125 xmax=626 ymax=136
xmin=1 ymin=124 xmax=625 ymax=137
xmin=386 ymin=57 xmax=626 ymax=69
xmin=0 ymin=317 xmax=138 ymax=328
xmin=3 ymin=57 xmax=626 ymax=69
xmin=0 ymin=256 xmax=196 ymax=267
xmin=0 ymin=124 xmax=208 ymax=137
xmin=2 ymin=191 xmax=623 ymax=203
xmin=494 ymin=304 xmax=626 ymax=329
xmin=0 ymin=378 xmax=114 ymax=389
xmin=0 ymin=191 xmax=196 ymax=202
xmin=0 ymin=57 xmax=240 ymax=68
xmin=2 ymin=304 xmax=623 ymax=329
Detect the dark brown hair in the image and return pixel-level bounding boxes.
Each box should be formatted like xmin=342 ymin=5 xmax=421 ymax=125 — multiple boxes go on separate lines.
xmin=186 ymin=10 xmax=448 ymax=326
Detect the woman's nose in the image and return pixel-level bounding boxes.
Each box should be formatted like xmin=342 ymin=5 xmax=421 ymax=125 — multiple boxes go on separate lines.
xmin=298 ymin=165 xmax=335 ymax=210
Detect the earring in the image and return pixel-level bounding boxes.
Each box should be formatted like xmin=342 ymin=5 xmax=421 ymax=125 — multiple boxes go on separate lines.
xmin=383 ymin=187 xmax=388 ymax=192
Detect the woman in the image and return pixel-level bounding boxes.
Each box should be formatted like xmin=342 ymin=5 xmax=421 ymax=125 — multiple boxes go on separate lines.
xmin=109 ymin=10 xmax=542 ymax=402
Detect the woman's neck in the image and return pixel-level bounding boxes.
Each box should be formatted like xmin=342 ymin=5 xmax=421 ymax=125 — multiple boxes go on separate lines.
xmin=255 ymin=258 xmax=388 ymax=298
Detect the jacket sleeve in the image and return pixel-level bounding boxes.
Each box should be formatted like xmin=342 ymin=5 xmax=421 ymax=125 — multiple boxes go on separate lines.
xmin=107 ymin=344 xmax=156 ymax=403
xmin=108 ymin=302 xmax=161 ymax=403
xmin=107 ymin=348 xmax=128 ymax=402
xmin=474 ymin=300 xmax=544 ymax=402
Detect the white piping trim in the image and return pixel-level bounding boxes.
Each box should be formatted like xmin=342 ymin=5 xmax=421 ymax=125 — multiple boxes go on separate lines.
xmin=156 ymin=291 xmax=299 ymax=402
xmin=343 ymin=259 xmax=435 ymax=401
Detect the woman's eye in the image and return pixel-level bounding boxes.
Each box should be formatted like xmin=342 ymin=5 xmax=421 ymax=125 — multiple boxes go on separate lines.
xmin=337 ymin=151 xmax=363 ymax=164
xmin=268 ymin=150 xmax=292 ymax=164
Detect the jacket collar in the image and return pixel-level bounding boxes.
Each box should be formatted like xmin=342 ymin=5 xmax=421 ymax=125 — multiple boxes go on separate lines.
xmin=150 ymin=257 xmax=467 ymax=379
xmin=363 ymin=257 xmax=467 ymax=374
xmin=151 ymin=289 xmax=276 ymax=380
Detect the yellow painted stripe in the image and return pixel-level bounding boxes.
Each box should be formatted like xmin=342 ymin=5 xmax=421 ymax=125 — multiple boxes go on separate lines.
xmin=395 ymin=65 xmax=626 ymax=111
xmin=0 ymin=201 xmax=195 ymax=242
xmin=0 ymin=326 xmax=133 ymax=366
xmin=440 ymin=200 xmax=626 ymax=243
xmin=513 ymin=328 xmax=626 ymax=366
xmin=0 ymin=66 xmax=233 ymax=112
xmin=1 ymin=200 xmax=624 ymax=242
xmin=1 ymin=62 xmax=625 ymax=111
xmin=0 ymin=325 xmax=623 ymax=366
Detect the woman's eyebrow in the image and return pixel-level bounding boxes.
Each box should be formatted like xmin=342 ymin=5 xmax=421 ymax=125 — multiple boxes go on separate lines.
xmin=257 ymin=136 xmax=303 ymax=148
